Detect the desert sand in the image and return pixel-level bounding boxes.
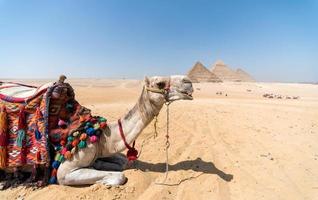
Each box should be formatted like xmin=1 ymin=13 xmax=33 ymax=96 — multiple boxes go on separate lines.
xmin=0 ymin=79 xmax=318 ymax=200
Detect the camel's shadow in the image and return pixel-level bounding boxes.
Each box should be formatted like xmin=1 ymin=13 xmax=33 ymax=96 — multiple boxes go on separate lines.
xmin=131 ymin=157 xmax=233 ymax=182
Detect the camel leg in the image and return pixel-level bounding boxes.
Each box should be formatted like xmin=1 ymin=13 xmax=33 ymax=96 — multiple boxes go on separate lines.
xmin=93 ymin=154 xmax=128 ymax=171
xmin=57 ymin=143 xmax=127 ymax=186
xmin=60 ymin=168 xmax=127 ymax=186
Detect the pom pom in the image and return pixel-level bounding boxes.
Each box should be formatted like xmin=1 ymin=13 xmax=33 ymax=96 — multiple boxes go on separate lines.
xmin=35 ymin=129 xmax=42 ymax=140
xmin=79 ymin=133 xmax=87 ymax=141
xmin=100 ymin=122 xmax=107 ymax=129
xmin=52 ymin=160 xmax=60 ymax=169
xmin=49 ymin=176 xmax=57 ymax=184
xmin=54 ymin=153 xmax=61 ymax=161
xmin=86 ymin=127 xmax=95 ymax=136
xmin=85 ymin=122 xmax=93 ymax=127
xmin=67 ymin=136 xmax=74 ymax=143
xmin=60 ymin=140 xmax=66 ymax=146
xmin=78 ymin=140 xmax=87 ymax=149
xmin=51 ymin=168 xmax=57 ymax=177
xmin=93 ymin=123 xmax=100 ymax=130
xmin=58 ymin=119 xmax=67 ymax=129
xmin=72 ymin=131 xmax=80 ymax=137
xmin=90 ymin=135 xmax=98 ymax=143
xmin=90 ymin=118 xmax=98 ymax=124
xmin=72 ymin=138 xmax=79 ymax=147
xmin=60 ymin=147 xmax=67 ymax=155
xmin=54 ymin=145 xmax=62 ymax=151
xmin=64 ymin=151 xmax=72 ymax=160
xmin=58 ymin=154 xmax=65 ymax=162
xmin=98 ymin=117 xmax=107 ymax=123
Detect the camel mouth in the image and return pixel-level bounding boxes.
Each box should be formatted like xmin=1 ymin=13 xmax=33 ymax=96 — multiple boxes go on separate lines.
xmin=179 ymin=90 xmax=194 ymax=100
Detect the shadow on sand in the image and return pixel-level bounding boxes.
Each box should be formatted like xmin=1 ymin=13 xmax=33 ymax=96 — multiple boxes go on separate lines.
xmin=130 ymin=157 xmax=233 ymax=182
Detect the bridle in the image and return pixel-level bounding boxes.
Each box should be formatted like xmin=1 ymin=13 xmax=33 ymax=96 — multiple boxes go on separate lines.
xmin=145 ymin=78 xmax=171 ymax=103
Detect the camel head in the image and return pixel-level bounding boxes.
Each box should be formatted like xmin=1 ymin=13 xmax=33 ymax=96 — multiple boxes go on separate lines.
xmin=144 ymin=75 xmax=193 ymax=104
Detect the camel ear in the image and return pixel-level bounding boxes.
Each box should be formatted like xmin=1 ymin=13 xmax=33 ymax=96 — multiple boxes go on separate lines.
xmin=144 ymin=76 xmax=150 ymax=87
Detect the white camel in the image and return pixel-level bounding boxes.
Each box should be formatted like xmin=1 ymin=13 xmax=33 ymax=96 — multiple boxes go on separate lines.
xmin=57 ymin=75 xmax=193 ymax=185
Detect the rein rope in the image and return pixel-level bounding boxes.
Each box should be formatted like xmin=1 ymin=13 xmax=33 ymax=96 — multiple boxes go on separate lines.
xmin=144 ymin=80 xmax=172 ymax=185
xmin=155 ymin=101 xmax=171 ymax=185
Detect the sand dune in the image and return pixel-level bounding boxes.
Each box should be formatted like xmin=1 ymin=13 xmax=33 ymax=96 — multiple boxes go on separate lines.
xmin=0 ymin=80 xmax=318 ymax=200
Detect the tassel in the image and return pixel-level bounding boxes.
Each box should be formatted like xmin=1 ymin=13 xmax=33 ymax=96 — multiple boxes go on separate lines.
xmin=18 ymin=105 xmax=26 ymax=131
xmin=0 ymin=106 xmax=8 ymax=168
xmin=16 ymin=129 xmax=26 ymax=147
xmin=36 ymin=107 xmax=42 ymax=119
xmin=127 ymin=148 xmax=138 ymax=162
xmin=35 ymin=107 xmax=42 ymax=141
xmin=127 ymin=141 xmax=138 ymax=162
xmin=51 ymin=168 xmax=57 ymax=177
xmin=20 ymin=147 xmax=26 ymax=164
xmin=0 ymin=147 xmax=6 ymax=169
xmin=16 ymin=105 xmax=26 ymax=147
xmin=35 ymin=129 xmax=42 ymax=140
xmin=49 ymin=176 xmax=57 ymax=184
xmin=36 ymin=151 xmax=41 ymax=163
xmin=0 ymin=106 xmax=8 ymax=145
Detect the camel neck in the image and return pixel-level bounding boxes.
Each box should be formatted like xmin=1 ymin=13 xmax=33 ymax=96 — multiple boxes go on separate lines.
xmin=121 ymin=87 xmax=164 ymax=143
xmin=103 ymin=87 xmax=164 ymax=155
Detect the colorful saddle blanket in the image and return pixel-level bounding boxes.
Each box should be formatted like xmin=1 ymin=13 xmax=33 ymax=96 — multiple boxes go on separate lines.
xmin=0 ymin=81 xmax=107 ymax=183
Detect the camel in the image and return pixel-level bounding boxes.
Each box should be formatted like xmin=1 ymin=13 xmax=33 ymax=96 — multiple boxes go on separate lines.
xmin=56 ymin=75 xmax=194 ymax=186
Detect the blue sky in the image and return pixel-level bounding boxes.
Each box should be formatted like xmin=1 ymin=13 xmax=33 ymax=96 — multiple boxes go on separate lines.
xmin=0 ymin=0 xmax=317 ymax=82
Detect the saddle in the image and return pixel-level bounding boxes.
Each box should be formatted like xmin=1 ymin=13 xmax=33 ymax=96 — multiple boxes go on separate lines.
xmin=0 ymin=76 xmax=107 ymax=183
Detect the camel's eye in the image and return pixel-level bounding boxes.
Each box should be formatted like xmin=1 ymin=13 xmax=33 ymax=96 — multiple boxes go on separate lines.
xmin=157 ymin=82 xmax=166 ymax=89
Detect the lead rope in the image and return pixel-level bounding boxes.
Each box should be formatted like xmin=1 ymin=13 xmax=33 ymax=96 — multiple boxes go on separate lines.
xmin=153 ymin=115 xmax=158 ymax=138
xmin=155 ymin=102 xmax=171 ymax=185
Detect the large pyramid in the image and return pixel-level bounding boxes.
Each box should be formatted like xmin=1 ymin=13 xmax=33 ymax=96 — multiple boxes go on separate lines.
xmin=187 ymin=61 xmax=222 ymax=83
xmin=210 ymin=60 xmax=240 ymax=81
xmin=235 ymin=68 xmax=255 ymax=82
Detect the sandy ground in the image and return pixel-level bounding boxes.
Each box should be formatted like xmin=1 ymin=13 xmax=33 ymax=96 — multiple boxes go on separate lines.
xmin=0 ymin=79 xmax=318 ymax=200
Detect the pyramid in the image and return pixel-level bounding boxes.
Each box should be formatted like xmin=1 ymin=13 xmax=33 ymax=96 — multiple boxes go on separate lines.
xmin=235 ymin=68 xmax=255 ymax=82
xmin=187 ymin=61 xmax=222 ymax=83
xmin=210 ymin=60 xmax=240 ymax=81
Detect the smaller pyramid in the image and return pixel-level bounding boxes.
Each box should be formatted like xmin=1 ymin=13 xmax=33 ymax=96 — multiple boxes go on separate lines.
xmin=211 ymin=60 xmax=240 ymax=81
xmin=236 ymin=68 xmax=255 ymax=82
xmin=187 ymin=61 xmax=222 ymax=83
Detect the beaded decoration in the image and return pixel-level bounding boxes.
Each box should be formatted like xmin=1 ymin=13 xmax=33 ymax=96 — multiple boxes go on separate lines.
xmin=48 ymin=115 xmax=107 ymax=184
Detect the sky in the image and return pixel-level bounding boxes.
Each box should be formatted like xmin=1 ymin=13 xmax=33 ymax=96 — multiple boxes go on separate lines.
xmin=0 ymin=0 xmax=317 ymax=82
